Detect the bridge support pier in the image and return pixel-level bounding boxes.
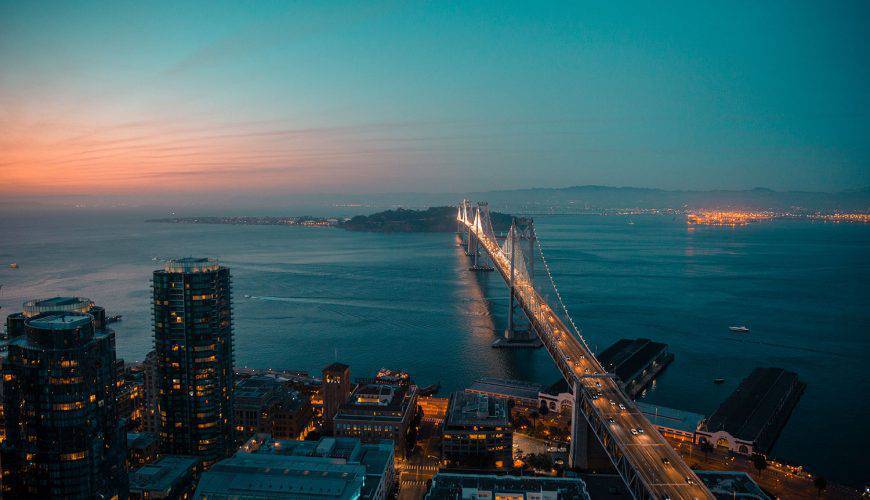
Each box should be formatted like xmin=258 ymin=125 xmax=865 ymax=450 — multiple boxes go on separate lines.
xmin=570 ymin=382 xmax=617 ymax=472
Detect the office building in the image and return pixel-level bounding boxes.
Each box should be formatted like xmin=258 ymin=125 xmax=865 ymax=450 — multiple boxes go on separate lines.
xmin=127 ymin=432 xmax=159 ymax=468
xmin=442 ymin=391 xmax=512 ymax=468
xmin=1 ymin=311 xmax=127 ymax=498
xmin=334 ymin=383 xmax=418 ymax=455
xmin=322 ymin=362 xmax=351 ymax=434
xmin=152 ymin=257 xmax=234 ymax=464
xmin=234 ymin=375 xmax=312 ymax=441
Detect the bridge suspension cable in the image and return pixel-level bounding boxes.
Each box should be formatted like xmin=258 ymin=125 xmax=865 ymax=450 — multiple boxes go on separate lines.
xmin=533 ymin=234 xmax=594 ymax=355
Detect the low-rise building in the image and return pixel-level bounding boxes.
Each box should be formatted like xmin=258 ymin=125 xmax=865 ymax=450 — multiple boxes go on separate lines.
xmin=194 ymin=453 xmax=365 ymax=499
xmin=598 ymin=338 xmax=673 ymax=399
xmin=129 ymin=455 xmax=199 ymax=499
xmin=697 ymin=367 xmax=805 ymax=455
xmin=425 ymin=472 xmax=590 ymax=499
xmin=334 ymin=383 xmax=418 ymax=455
xmin=234 ymin=375 xmax=313 ymax=442
xmin=442 ymin=391 xmax=512 ymax=468
xmin=127 ymin=432 xmax=159 ymax=468
xmin=242 ymin=435 xmax=395 ymax=500
xmin=636 ymin=402 xmax=704 ymax=443
xmin=539 ymin=378 xmax=574 ymax=414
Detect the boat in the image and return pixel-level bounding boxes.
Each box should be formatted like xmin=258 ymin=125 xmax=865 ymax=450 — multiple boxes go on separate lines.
xmin=713 ymin=378 xmax=725 ymax=384
xmin=729 ymin=325 xmax=750 ymax=333
xmin=244 ymin=294 xmax=251 ymax=299
xmin=106 ymin=315 xmax=123 ymax=324
xmin=8 ymin=263 xmax=18 ymax=269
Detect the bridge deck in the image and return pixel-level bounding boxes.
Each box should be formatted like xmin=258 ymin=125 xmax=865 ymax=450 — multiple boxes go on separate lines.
xmin=459 ymin=210 xmax=713 ymax=500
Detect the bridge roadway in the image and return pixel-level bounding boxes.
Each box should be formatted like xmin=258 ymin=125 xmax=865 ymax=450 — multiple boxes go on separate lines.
xmin=459 ymin=212 xmax=713 ymax=500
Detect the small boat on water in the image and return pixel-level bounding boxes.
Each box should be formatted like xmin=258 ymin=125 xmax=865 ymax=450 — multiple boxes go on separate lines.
xmin=8 ymin=263 xmax=18 ymax=269
xmin=729 ymin=325 xmax=750 ymax=333
xmin=713 ymin=378 xmax=725 ymax=384
xmin=106 ymin=315 xmax=123 ymax=324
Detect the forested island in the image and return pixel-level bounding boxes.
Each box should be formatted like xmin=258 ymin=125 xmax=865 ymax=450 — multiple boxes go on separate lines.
xmin=147 ymin=206 xmax=514 ymax=233
xmin=339 ymin=206 xmax=512 ymax=233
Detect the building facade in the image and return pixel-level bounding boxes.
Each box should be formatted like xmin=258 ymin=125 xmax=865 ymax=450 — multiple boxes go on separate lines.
xmin=322 ymin=362 xmax=351 ymax=434
xmin=234 ymin=375 xmax=313 ymax=441
xmin=140 ymin=349 xmax=161 ymax=435
xmin=442 ymin=391 xmax=512 ymax=468
xmin=152 ymin=257 xmax=234 ymax=464
xmin=1 ymin=311 xmax=127 ymax=498
xmin=334 ymin=383 xmax=418 ymax=455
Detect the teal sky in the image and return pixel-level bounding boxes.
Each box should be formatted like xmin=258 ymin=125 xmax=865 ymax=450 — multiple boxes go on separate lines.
xmin=1 ymin=1 xmax=868 ymax=199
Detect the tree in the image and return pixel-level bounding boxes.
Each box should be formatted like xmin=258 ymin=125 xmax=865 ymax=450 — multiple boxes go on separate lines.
xmin=699 ymin=441 xmax=714 ymax=459
xmin=813 ymin=476 xmax=827 ymax=497
xmin=525 ymin=453 xmax=554 ymax=470
xmin=751 ymin=453 xmax=768 ymax=477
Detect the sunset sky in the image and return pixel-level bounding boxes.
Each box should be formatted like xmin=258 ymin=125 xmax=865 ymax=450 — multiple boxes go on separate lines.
xmin=1 ymin=1 xmax=868 ymax=202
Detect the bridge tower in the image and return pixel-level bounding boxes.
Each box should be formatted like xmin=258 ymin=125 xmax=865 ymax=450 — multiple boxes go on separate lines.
xmin=496 ymin=217 xmax=541 ymax=347
xmin=466 ymin=202 xmax=492 ymax=271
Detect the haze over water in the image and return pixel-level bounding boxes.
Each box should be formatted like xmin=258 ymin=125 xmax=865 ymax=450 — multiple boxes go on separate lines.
xmin=0 ymin=209 xmax=867 ymax=485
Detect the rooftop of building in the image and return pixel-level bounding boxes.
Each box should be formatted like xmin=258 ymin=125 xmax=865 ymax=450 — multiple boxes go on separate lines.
xmin=194 ymin=452 xmax=366 ymax=500
xmin=25 ymin=312 xmax=92 ymax=330
xmin=22 ymin=296 xmax=93 ymax=316
xmin=636 ymin=402 xmax=704 ymax=434
xmin=129 ymin=455 xmax=199 ymax=493
xmin=127 ymin=432 xmax=157 ymax=450
xmin=250 ymin=436 xmax=394 ymax=478
xmin=339 ymin=383 xmax=414 ymax=413
xmin=702 ymin=367 xmax=805 ymax=443
xmin=694 ymin=470 xmax=770 ymax=500
xmin=161 ymin=257 xmax=222 ymax=274
xmin=236 ymin=375 xmax=282 ymax=397
xmin=446 ymin=391 xmax=510 ymax=428
xmin=425 ymin=472 xmax=590 ymax=499
xmin=467 ymin=377 xmax=543 ymax=402
xmin=598 ymin=338 xmax=668 ymax=382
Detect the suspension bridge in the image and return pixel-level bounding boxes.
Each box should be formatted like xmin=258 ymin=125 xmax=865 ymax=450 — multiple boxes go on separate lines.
xmin=457 ymin=200 xmax=713 ymax=500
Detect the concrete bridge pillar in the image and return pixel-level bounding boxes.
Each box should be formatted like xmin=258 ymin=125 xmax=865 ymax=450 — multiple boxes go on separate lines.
xmin=569 ymin=381 xmax=615 ymax=472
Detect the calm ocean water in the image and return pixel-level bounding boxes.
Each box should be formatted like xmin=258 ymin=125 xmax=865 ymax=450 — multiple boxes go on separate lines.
xmin=0 ymin=209 xmax=867 ymax=485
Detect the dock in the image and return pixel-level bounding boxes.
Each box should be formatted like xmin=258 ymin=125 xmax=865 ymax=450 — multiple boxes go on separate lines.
xmin=597 ymin=338 xmax=674 ymax=399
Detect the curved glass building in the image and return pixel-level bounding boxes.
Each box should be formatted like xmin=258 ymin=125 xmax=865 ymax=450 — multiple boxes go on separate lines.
xmin=0 ymin=311 xmax=126 ymax=498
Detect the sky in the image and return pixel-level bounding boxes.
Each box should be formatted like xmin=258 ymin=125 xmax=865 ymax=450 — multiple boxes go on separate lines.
xmin=1 ymin=1 xmax=868 ymax=203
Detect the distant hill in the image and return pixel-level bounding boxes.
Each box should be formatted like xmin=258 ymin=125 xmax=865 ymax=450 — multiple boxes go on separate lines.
xmin=340 ymin=206 xmax=512 ymax=233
